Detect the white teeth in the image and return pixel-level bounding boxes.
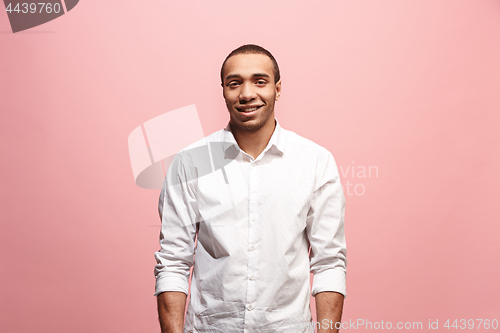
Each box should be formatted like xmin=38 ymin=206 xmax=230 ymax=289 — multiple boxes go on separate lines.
xmin=242 ymin=107 xmax=258 ymax=112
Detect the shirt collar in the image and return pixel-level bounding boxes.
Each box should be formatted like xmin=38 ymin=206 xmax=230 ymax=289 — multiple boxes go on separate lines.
xmin=223 ymin=118 xmax=286 ymax=158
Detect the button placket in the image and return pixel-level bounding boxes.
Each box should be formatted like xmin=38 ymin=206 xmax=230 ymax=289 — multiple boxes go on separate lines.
xmin=245 ymin=160 xmax=258 ymax=321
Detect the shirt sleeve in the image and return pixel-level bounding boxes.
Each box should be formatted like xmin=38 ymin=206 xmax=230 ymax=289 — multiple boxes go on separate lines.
xmin=154 ymin=154 xmax=200 ymax=297
xmin=306 ymin=151 xmax=347 ymax=298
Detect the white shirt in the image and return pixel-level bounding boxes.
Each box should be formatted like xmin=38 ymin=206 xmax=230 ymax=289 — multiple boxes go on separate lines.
xmin=154 ymin=119 xmax=346 ymax=333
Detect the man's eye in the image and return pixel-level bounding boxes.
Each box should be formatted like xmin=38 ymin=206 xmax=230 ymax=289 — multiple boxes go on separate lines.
xmin=256 ymin=80 xmax=267 ymax=85
xmin=229 ymin=82 xmax=240 ymax=87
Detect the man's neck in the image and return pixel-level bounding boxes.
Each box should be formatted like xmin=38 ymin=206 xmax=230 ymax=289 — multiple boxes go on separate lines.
xmin=230 ymin=118 xmax=276 ymax=160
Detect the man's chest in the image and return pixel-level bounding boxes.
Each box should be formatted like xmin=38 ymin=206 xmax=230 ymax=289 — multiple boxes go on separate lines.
xmin=194 ymin=155 xmax=316 ymax=243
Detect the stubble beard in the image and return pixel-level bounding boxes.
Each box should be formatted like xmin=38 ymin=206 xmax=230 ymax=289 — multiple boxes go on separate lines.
xmin=228 ymin=100 xmax=275 ymax=133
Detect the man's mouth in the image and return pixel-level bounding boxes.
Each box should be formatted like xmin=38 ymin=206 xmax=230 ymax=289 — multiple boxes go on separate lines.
xmin=237 ymin=105 xmax=263 ymax=113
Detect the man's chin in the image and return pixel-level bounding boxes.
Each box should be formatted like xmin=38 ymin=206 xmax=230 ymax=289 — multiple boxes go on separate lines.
xmin=231 ymin=119 xmax=264 ymax=133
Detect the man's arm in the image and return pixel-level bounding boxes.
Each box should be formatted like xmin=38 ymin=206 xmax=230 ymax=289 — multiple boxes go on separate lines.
xmin=315 ymin=291 xmax=344 ymax=333
xmin=154 ymin=154 xmax=199 ymax=332
xmin=157 ymin=291 xmax=187 ymax=333
xmin=306 ymin=152 xmax=347 ymax=331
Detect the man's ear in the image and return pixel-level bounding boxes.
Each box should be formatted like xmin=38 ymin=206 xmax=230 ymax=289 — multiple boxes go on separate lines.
xmin=275 ymin=79 xmax=282 ymax=101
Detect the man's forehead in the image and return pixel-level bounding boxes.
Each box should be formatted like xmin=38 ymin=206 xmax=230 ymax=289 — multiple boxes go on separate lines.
xmin=224 ymin=53 xmax=274 ymax=79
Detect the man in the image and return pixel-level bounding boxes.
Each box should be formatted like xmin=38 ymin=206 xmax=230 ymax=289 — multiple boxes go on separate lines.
xmin=155 ymin=44 xmax=346 ymax=333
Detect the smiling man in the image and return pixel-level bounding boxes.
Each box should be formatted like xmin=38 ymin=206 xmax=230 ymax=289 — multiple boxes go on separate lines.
xmin=155 ymin=44 xmax=347 ymax=333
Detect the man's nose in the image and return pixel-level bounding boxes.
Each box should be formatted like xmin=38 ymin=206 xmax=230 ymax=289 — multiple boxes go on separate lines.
xmin=239 ymin=82 xmax=257 ymax=102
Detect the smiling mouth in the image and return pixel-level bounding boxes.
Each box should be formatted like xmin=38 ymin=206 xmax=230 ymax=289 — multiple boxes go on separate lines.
xmin=237 ymin=105 xmax=263 ymax=113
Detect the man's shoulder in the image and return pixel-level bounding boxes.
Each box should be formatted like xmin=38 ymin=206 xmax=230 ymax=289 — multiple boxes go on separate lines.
xmin=167 ymin=128 xmax=229 ymax=176
xmin=281 ymin=126 xmax=332 ymax=158
xmin=178 ymin=128 xmax=227 ymax=152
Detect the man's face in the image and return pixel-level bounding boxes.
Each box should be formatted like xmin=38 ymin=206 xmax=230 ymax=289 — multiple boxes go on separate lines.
xmin=222 ymin=53 xmax=281 ymax=133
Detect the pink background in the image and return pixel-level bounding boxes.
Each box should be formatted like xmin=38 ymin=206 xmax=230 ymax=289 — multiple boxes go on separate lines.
xmin=1 ymin=0 xmax=499 ymax=332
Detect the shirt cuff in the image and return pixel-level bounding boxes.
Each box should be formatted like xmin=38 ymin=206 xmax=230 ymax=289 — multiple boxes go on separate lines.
xmin=154 ymin=274 xmax=189 ymax=297
xmin=311 ymin=268 xmax=346 ymax=298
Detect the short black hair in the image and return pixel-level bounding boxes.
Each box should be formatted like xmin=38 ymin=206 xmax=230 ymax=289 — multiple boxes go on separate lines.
xmin=220 ymin=44 xmax=281 ymax=85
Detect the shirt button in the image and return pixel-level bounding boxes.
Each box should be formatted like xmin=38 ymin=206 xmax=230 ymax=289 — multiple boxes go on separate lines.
xmin=249 ymin=275 xmax=255 ymax=281
xmin=249 ymin=245 xmax=255 ymax=251
xmin=246 ymin=304 xmax=253 ymax=311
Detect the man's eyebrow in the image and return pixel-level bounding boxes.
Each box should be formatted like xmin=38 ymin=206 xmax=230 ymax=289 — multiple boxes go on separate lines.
xmin=252 ymin=73 xmax=270 ymax=78
xmin=225 ymin=74 xmax=242 ymax=81
xmin=225 ymin=73 xmax=271 ymax=81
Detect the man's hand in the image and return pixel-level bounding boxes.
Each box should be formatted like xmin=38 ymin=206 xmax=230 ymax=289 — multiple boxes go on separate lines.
xmin=315 ymin=291 xmax=344 ymax=333
xmin=157 ymin=291 xmax=187 ymax=333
